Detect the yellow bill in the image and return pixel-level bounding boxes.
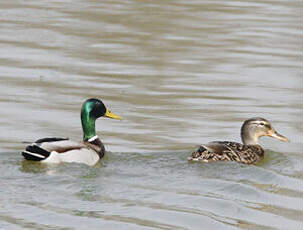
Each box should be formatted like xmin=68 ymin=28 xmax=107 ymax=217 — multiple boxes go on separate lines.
xmin=105 ymin=108 xmax=122 ymax=120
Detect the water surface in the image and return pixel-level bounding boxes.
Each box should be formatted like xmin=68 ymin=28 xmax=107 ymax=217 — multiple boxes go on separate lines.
xmin=0 ymin=0 xmax=303 ymax=229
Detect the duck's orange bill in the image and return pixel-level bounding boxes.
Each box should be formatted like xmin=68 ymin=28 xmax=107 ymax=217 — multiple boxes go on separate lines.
xmin=267 ymin=130 xmax=289 ymax=142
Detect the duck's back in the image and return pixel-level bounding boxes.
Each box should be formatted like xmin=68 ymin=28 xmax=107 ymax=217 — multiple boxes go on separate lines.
xmin=189 ymin=141 xmax=264 ymax=164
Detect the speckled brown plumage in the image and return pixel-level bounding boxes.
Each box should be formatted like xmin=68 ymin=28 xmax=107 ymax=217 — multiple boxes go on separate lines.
xmin=189 ymin=141 xmax=264 ymax=164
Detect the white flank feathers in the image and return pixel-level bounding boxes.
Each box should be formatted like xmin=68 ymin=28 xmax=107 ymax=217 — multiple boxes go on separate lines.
xmin=42 ymin=148 xmax=99 ymax=166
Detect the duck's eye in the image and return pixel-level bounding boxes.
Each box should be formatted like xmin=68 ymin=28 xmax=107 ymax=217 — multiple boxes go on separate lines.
xmin=259 ymin=122 xmax=265 ymax=126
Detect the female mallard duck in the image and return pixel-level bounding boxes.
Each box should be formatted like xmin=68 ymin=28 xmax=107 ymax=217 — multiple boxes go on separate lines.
xmin=21 ymin=98 xmax=122 ymax=166
xmin=189 ymin=117 xmax=289 ymax=164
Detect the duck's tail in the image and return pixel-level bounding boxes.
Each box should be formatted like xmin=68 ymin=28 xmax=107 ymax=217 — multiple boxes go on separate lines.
xmin=21 ymin=145 xmax=50 ymax=161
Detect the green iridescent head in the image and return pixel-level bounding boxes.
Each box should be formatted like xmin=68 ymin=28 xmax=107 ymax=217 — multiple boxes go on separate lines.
xmin=81 ymin=98 xmax=122 ymax=141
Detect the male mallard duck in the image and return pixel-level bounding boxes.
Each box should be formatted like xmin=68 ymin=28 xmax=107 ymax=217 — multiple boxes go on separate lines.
xmin=21 ymin=98 xmax=121 ymax=166
xmin=189 ymin=117 xmax=289 ymax=164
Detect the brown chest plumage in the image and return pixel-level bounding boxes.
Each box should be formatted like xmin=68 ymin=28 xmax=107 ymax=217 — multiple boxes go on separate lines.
xmin=84 ymin=137 xmax=105 ymax=159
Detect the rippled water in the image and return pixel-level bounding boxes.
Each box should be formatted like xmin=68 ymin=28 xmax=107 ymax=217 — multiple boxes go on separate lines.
xmin=1 ymin=0 xmax=303 ymax=229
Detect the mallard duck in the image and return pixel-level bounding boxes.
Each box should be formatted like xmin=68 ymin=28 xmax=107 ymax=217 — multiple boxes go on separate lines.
xmin=188 ymin=117 xmax=289 ymax=164
xmin=21 ymin=98 xmax=122 ymax=166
